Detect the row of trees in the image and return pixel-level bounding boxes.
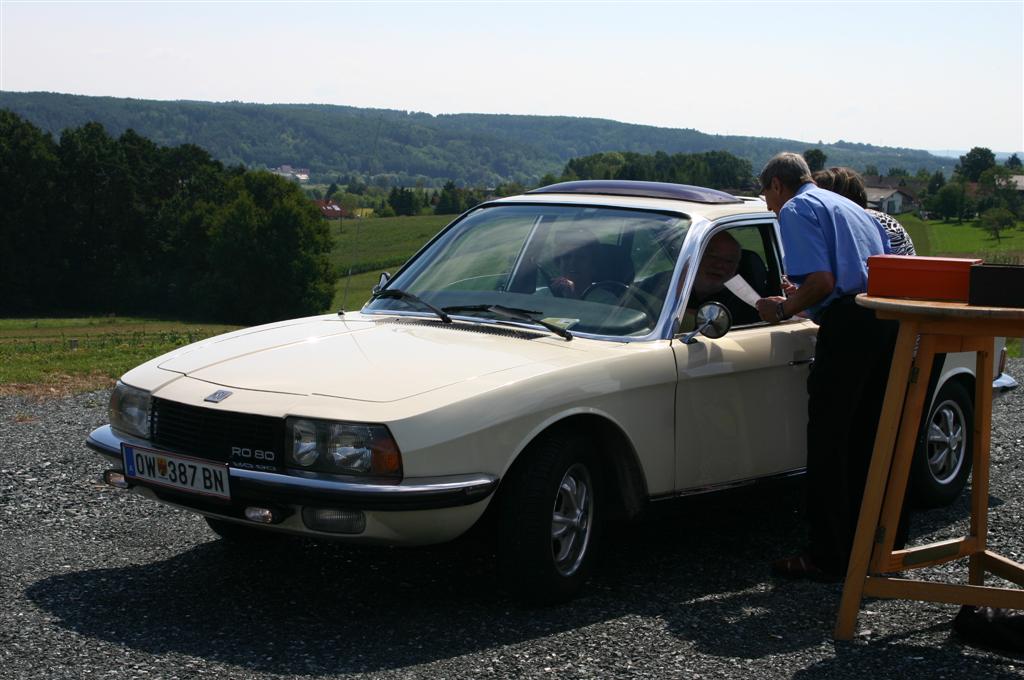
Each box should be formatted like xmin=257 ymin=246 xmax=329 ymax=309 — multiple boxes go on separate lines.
xmin=556 ymin=150 xmax=754 ymax=190
xmin=926 ymin=148 xmax=1022 ymax=233
xmin=0 ymin=111 xmax=335 ymax=323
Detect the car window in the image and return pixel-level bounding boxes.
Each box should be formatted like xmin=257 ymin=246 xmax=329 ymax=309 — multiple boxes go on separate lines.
xmin=682 ymin=224 xmax=776 ymax=330
xmin=366 ymin=204 xmax=691 ymax=337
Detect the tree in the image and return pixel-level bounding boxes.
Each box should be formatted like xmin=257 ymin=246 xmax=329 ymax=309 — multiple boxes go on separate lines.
xmin=1006 ymin=153 xmax=1022 ymax=169
xmin=803 ymin=148 xmax=827 ymax=172
xmin=0 ymin=110 xmax=60 ymax=314
xmin=435 ymin=180 xmax=465 ymax=215
xmin=927 ymin=171 xmax=946 ymax=195
xmin=978 ymin=165 xmax=1022 ymax=216
xmin=934 ymin=182 xmax=968 ymax=222
xmin=199 ymin=171 xmax=335 ymax=324
xmin=387 ymin=186 xmax=421 ymax=216
xmin=978 ymin=207 xmax=1016 ymax=242
xmin=537 ymin=173 xmax=559 ymax=188
xmin=886 ymin=167 xmax=909 ymax=178
xmin=957 ymin=147 xmax=996 ymax=182
xmin=864 ymin=164 xmax=879 ymax=177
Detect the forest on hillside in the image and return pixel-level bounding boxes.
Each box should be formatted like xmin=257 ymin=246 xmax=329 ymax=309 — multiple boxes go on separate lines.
xmin=0 ymin=91 xmax=958 ymax=186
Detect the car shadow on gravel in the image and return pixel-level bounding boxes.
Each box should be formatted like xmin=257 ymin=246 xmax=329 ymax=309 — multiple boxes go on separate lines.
xmin=24 ymin=478 xmax=1007 ymax=675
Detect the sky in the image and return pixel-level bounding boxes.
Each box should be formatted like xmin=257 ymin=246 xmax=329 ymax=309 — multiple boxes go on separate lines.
xmin=1 ymin=0 xmax=1022 ymax=153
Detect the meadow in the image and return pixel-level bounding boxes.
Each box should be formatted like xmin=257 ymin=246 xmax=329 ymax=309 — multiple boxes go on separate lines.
xmin=328 ymin=214 xmax=450 ymax=310
xmin=0 ymin=318 xmax=238 ymax=395
xmin=2 ymin=212 xmax=1022 ymax=395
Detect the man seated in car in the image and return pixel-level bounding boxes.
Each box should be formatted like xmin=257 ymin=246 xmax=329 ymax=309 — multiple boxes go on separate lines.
xmin=684 ymin=231 xmax=761 ymax=327
xmin=548 ymin=230 xmax=600 ymax=299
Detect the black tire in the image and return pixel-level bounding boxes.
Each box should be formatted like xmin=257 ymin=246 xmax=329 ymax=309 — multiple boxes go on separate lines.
xmin=497 ymin=431 xmax=601 ymax=604
xmin=205 ymin=516 xmax=282 ymax=545
xmin=912 ymin=380 xmax=974 ymax=508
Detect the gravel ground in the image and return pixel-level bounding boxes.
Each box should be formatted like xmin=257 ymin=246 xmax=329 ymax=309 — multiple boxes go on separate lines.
xmin=2 ymin=360 xmax=1022 ymax=679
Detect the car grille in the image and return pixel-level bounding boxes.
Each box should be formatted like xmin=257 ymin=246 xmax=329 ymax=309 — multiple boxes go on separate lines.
xmin=150 ymin=397 xmax=286 ymax=471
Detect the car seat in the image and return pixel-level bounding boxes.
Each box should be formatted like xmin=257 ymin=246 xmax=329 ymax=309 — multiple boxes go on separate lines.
xmin=593 ymin=244 xmax=635 ymax=285
xmin=737 ymin=249 xmax=769 ymax=296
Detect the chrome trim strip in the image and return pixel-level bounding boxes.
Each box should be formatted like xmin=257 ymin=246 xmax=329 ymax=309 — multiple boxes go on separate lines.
xmin=231 ymin=467 xmax=497 ymax=499
xmin=650 ymin=466 xmax=806 ymax=501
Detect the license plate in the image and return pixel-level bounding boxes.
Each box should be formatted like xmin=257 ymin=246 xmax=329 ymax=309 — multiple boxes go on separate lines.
xmin=122 ymin=444 xmax=231 ymax=500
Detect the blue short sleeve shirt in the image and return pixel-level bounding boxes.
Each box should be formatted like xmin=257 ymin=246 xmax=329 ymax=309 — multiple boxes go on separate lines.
xmin=779 ymin=184 xmax=891 ymax=320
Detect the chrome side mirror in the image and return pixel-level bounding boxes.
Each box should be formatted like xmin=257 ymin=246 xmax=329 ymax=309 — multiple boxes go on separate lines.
xmin=681 ymin=301 xmax=732 ymax=344
xmin=372 ymin=272 xmax=391 ymax=295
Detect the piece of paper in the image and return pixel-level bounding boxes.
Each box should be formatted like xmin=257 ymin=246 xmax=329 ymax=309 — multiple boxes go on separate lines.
xmin=724 ymin=275 xmax=761 ymax=308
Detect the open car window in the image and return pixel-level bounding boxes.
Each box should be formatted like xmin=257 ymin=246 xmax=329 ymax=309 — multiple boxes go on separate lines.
xmin=680 ymin=223 xmax=783 ymax=332
xmin=364 ymin=204 xmax=691 ymax=337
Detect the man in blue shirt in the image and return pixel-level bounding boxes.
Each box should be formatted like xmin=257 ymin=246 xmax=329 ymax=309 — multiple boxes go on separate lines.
xmin=755 ymin=152 xmax=899 ymax=582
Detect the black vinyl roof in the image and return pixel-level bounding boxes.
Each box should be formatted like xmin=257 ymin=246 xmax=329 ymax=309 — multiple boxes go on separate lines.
xmin=527 ymin=180 xmax=743 ymax=204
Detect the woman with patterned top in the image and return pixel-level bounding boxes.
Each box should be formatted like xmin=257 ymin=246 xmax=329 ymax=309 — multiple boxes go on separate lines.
xmin=812 ymin=167 xmax=916 ymax=256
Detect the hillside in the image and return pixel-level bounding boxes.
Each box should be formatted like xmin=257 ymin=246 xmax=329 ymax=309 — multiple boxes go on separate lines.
xmin=0 ymin=90 xmax=959 ymax=185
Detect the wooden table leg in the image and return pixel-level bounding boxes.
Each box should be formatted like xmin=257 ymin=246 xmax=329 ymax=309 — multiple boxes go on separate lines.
xmin=834 ymin=320 xmax=919 ymax=640
xmin=969 ymin=341 xmax=994 ymax=586
xmin=870 ymin=336 xmax=938 ymax=570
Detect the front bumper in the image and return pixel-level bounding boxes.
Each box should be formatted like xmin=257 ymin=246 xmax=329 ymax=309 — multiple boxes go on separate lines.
xmin=86 ymin=425 xmax=499 ymax=512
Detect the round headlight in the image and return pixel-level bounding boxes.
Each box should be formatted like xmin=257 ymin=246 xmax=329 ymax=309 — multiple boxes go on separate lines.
xmin=291 ymin=419 xmax=320 ymax=466
xmin=327 ymin=425 xmax=373 ymax=473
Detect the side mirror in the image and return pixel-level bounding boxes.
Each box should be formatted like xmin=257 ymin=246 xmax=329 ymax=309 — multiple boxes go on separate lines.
xmin=681 ymin=301 xmax=732 ymax=345
xmin=372 ymin=272 xmax=391 ymax=295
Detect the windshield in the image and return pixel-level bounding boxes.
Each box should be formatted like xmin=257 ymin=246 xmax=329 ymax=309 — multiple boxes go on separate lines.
xmin=364 ymin=204 xmax=690 ymax=337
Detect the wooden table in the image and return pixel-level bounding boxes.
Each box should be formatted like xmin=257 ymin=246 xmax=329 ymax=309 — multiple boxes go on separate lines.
xmin=834 ymin=296 xmax=1024 ymax=640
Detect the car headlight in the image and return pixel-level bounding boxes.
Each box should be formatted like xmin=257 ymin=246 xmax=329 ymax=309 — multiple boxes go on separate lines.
xmin=109 ymin=381 xmax=152 ymax=439
xmin=285 ymin=417 xmax=402 ymax=481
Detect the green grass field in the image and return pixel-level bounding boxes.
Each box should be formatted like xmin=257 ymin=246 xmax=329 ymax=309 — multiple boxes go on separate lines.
xmin=329 ymin=214 xmax=451 ymax=309
xmin=899 ymin=214 xmax=1024 ymax=263
xmin=0 ymin=317 xmax=238 ymax=395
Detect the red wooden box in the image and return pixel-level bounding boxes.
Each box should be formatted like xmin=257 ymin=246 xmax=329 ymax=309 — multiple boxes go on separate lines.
xmin=867 ymin=255 xmax=982 ymax=302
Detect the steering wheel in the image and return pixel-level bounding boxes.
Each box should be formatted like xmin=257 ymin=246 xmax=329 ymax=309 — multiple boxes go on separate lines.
xmin=580 ymin=280 xmax=629 ymax=301
xmin=581 ymin=281 xmax=655 ymax=330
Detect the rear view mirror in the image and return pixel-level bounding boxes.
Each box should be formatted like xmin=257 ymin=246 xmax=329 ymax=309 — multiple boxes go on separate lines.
xmin=681 ymin=301 xmax=732 ymax=344
xmin=373 ymin=272 xmax=391 ymax=295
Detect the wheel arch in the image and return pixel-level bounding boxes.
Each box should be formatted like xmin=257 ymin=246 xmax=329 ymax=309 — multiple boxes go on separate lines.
xmin=498 ymin=412 xmax=649 ymax=522
xmin=932 ymin=366 xmax=975 ymax=410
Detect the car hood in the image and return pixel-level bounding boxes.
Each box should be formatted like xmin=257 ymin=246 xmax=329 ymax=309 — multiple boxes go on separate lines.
xmin=155 ymin=315 xmax=578 ymax=403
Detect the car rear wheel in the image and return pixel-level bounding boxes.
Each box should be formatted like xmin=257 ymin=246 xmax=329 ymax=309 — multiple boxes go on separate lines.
xmin=498 ymin=432 xmax=601 ymax=603
xmin=912 ymin=380 xmax=973 ymax=508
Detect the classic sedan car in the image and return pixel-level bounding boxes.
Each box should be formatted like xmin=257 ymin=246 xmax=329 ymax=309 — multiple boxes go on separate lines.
xmin=88 ymin=180 xmax=1007 ymax=602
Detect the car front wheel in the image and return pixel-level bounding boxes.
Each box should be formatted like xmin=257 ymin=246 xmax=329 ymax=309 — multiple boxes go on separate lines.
xmin=498 ymin=432 xmax=601 ymax=603
xmin=912 ymin=380 xmax=974 ymax=508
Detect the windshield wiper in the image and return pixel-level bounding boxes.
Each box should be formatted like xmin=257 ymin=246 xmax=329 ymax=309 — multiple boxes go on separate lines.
xmin=371 ymin=289 xmax=452 ymax=324
xmin=442 ymin=304 xmax=573 ymax=341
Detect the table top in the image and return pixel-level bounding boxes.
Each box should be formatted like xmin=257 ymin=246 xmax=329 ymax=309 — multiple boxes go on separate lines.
xmin=857 ymin=295 xmax=1024 ymax=321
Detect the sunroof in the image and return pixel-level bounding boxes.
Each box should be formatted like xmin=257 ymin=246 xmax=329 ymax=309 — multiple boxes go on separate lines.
xmin=527 ymin=180 xmax=743 ymax=204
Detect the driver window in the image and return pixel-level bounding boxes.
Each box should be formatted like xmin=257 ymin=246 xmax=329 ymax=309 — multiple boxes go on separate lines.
xmin=683 ymin=225 xmax=775 ymax=330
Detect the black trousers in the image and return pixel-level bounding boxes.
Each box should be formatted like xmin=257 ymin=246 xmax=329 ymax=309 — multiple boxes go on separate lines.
xmin=805 ymin=297 xmax=901 ymax=574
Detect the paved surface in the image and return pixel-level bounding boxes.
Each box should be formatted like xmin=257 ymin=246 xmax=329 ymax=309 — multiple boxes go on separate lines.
xmin=2 ymin=360 xmax=1022 ymax=679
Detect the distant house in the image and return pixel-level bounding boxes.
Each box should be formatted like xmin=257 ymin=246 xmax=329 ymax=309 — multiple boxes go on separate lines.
xmin=865 ymin=187 xmax=916 ymax=215
xmin=271 ymin=165 xmax=311 ymax=183
xmin=1010 ymin=175 xmax=1024 ymax=196
xmin=313 ymin=199 xmax=349 ymax=219
xmin=861 ymin=175 xmax=926 ymax=195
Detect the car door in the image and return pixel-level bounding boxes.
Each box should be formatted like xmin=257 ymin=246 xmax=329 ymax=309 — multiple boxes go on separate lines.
xmin=671 ymin=219 xmax=817 ymax=491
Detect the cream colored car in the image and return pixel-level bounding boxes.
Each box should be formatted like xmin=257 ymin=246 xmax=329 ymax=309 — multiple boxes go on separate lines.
xmin=88 ymin=180 xmax=995 ymax=602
